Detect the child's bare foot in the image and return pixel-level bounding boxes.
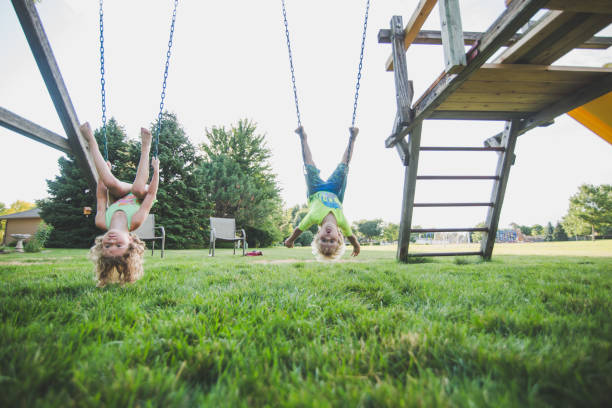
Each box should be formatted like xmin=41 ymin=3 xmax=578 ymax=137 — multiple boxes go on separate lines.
xmin=80 ymin=122 xmax=95 ymax=143
xmin=141 ymin=127 xmax=152 ymax=148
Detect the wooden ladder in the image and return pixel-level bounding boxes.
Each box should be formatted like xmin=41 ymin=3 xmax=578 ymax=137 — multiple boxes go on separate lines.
xmin=403 ymin=123 xmax=520 ymax=260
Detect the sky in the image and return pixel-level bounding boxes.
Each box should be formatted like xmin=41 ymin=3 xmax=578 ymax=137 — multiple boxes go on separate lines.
xmin=1 ymin=0 xmax=611 ymax=229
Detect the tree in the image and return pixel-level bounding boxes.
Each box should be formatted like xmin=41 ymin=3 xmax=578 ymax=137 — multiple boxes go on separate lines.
xmin=354 ymin=219 xmax=384 ymax=242
xmin=382 ymin=222 xmax=399 ymax=242
xmin=531 ymin=224 xmax=544 ymax=236
xmin=151 ymin=113 xmax=211 ymax=249
xmin=544 ymin=222 xmax=554 ymax=242
xmin=561 ymin=212 xmax=591 ymax=238
xmin=471 ymin=222 xmax=487 ymax=243
xmin=566 ymin=184 xmax=612 ymax=236
xmin=198 ymin=119 xmax=283 ymax=247
xmin=553 ymin=222 xmax=568 ymax=241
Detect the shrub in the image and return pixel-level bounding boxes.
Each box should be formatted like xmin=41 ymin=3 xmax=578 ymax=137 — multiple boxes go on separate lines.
xmin=295 ymin=230 xmax=314 ymax=247
xmin=24 ymin=240 xmax=42 ymax=253
xmin=24 ymin=222 xmax=54 ymax=253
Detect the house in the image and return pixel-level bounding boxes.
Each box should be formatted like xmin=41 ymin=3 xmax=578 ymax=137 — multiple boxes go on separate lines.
xmin=0 ymin=208 xmax=42 ymax=245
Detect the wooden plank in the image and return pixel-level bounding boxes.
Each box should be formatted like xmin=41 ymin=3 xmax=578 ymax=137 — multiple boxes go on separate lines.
xmin=412 ymin=29 xmax=611 ymax=49
xmin=525 ymin=13 xmax=612 ymax=64
xmin=481 ymin=120 xmax=520 ymax=260
xmin=397 ymin=123 xmax=422 ymax=263
xmin=438 ymin=0 xmax=466 ymax=73
xmin=444 ymin=91 xmax=560 ymax=104
xmin=428 ymin=111 xmax=527 ymax=120
xmin=386 ymin=0 xmax=549 ymax=148
xmin=409 ymin=251 xmax=483 ymax=257
xmin=0 ymin=107 xmax=70 ymax=153
xmin=385 ymin=0 xmax=438 ymax=71
xmin=390 ymin=16 xmax=413 ymax=126
xmin=544 ymin=0 xmax=612 ymax=14
xmin=437 ymin=101 xmax=544 ymax=112
xmin=469 ymin=64 xmax=610 ymax=82
xmin=11 ymin=0 xmax=97 ymax=186
xmin=454 ymin=80 xmax=579 ymax=95
xmin=496 ymin=11 xmax=612 ymax=64
xmin=520 ymin=73 xmax=612 ymax=134
xmin=414 ymin=202 xmax=494 ymax=207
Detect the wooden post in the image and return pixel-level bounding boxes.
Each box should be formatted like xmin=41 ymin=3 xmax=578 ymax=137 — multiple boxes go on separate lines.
xmin=391 ymin=16 xmax=414 ymax=126
xmin=11 ymin=0 xmax=97 ymax=186
xmin=481 ymin=120 xmax=520 ymax=259
xmin=397 ymin=123 xmax=423 ymax=263
xmin=438 ymin=0 xmax=466 ymax=73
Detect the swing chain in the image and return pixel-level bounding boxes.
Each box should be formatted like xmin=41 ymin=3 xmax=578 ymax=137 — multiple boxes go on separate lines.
xmin=154 ymin=0 xmax=179 ymax=158
xmin=281 ymin=0 xmax=302 ymax=129
xmin=99 ymin=0 xmax=108 ymax=161
xmin=351 ymin=0 xmax=370 ymax=128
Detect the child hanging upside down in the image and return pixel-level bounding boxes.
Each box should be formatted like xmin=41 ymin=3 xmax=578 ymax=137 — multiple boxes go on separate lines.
xmin=285 ymin=127 xmax=360 ymax=260
xmin=80 ymin=122 xmax=160 ymax=287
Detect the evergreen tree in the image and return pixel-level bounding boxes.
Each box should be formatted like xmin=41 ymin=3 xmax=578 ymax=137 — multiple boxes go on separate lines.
xmin=150 ymin=113 xmax=211 ymax=249
xmin=552 ymin=222 xmax=568 ymax=241
xmin=38 ymin=119 xmax=132 ymax=248
xmin=198 ymin=119 xmax=283 ymax=247
xmin=544 ymin=222 xmax=554 ymax=242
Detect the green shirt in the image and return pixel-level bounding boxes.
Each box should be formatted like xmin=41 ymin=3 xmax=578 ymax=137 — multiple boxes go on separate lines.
xmin=298 ymin=191 xmax=353 ymax=237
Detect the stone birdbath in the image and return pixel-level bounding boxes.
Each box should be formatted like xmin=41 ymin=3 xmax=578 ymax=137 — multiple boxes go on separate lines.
xmin=11 ymin=234 xmax=31 ymax=253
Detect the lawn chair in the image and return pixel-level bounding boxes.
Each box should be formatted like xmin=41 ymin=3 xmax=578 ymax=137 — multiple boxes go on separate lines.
xmin=209 ymin=217 xmax=246 ymax=256
xmin=133 ymin=214 xmax=165 ymax=258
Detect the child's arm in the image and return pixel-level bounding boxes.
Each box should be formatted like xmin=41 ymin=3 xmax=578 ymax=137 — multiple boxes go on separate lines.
xmin=284 ymin=227 xmax=303 ymax=248
xmin=347 ymin=235 xmax=360 ymax=257
xmin=94 ymin=179 xmax=108 ymax=230
xmin=130 ymin=157 xmax=160 ymax=231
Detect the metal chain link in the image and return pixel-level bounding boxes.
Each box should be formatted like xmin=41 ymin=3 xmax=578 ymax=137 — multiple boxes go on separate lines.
xmin=281 ymin=0 xmax=302 ymax=129
xmin=351 ymin=0 xmax=371 ymax=128
xmin=99 ymin=0 xmax=108 ymax=161
xmin=282 ymin=0 xmax=371 ymax=130
xmin=154 ymin=0 xmax=179 ymax=157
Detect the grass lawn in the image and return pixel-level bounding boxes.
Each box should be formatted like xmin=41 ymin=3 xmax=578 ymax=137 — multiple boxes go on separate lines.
xmin=1 ymin=241 xmax=611 ymax=407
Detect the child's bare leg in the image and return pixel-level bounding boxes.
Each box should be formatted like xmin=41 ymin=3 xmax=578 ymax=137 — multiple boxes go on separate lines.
xmin=131 ymin=127 xmax=152 ymax=199
xmin=80 ymin=122 xmax=131 ymax=197
xmin=341 ymin=127 xmax=359 ymax=165
xmin=296 ymin=127 xmax=316 ymax=167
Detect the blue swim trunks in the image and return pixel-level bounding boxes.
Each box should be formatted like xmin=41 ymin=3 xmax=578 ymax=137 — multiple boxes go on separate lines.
xmin=304 ymin=163 xmax=349 ymax=203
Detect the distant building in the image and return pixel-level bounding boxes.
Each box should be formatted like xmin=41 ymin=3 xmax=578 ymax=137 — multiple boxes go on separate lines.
xmin=0 ymin=208 xmax=42 ymax=245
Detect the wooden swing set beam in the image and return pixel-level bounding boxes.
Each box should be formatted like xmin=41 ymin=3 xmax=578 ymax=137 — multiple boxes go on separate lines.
xmin=0 ymin=107 xmax=70 ymax=154
xmin=11 ymin=0 xmax=97 ymax=186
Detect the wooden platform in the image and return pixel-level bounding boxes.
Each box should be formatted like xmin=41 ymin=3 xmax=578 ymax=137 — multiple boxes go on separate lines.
xmin=427 ymin=64 xmax=612 ymax=120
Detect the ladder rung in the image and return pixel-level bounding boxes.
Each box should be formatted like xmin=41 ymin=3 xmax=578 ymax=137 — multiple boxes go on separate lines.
xmin=411 ymin=227 xmax=488 ymax=233
xmin=409 ymin=251 xmax=483 ymax=257
xmin=414 ymin=202 xmax=494 ymax=207
xmin=419 ymin=146 xmax=505 ymax=152
xmin=417 ymin=175 xmax=499 ymax=180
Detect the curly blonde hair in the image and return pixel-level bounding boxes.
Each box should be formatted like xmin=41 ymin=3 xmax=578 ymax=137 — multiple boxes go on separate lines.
xmin=89 ymin=233 xmax=146 ymax=287
xmin=311 ymin=229 xmax=346 ymax=262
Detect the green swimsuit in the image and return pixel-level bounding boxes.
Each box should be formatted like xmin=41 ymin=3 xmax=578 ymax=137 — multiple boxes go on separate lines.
xmin=105 ymin=193 xmax=141 ymax=230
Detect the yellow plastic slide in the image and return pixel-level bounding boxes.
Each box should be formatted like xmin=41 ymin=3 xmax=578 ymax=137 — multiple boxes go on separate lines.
xmin=567 ymin=91 xmax=612 ymax=146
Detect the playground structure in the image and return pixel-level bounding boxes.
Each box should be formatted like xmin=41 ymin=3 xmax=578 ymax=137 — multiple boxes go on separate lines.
xmin=378 ymin=0 xmax=612 ymax=261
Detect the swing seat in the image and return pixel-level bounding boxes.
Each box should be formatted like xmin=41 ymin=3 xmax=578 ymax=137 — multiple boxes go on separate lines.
xmin=134 ymin=214 xmax=165 ymax=258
